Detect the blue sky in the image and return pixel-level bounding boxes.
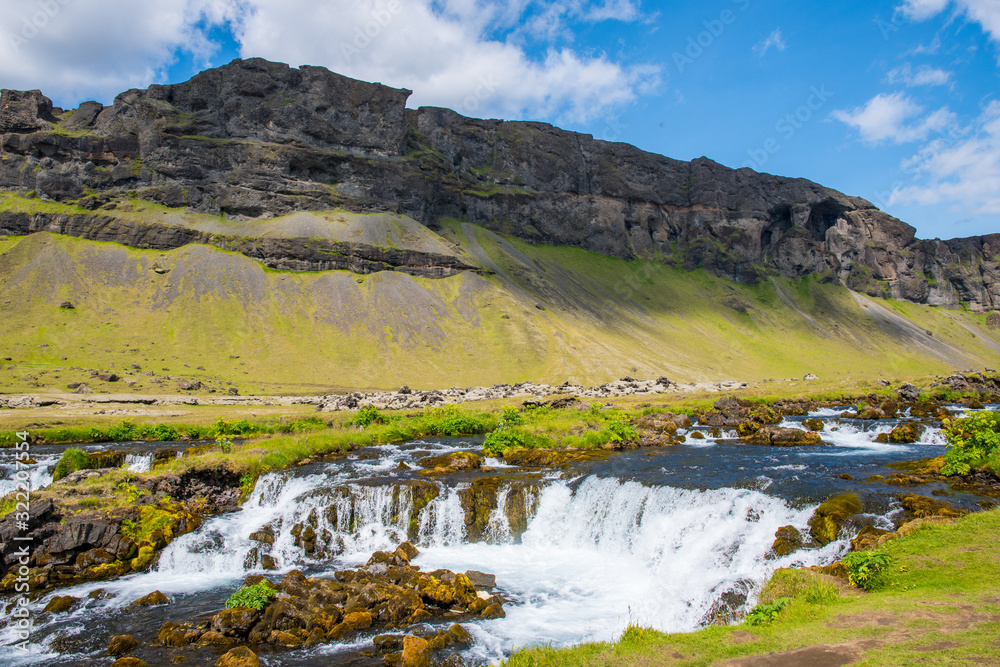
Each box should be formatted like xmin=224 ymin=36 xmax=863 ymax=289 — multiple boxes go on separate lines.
xmin=1 ymin=0 xmax=998 ymax=241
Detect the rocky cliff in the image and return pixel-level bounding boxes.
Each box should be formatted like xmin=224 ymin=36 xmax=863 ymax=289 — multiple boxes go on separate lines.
xmin=1 ymin=58 xmax=997 ymax=310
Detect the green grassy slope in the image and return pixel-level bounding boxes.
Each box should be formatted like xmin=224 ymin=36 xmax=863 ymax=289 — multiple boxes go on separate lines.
xmin=0 ymin=216 xmax=997 ymax=395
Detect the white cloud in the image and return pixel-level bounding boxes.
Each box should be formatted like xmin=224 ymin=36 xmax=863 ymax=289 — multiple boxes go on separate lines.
xmin=0 ymin=0 xmax=227 ymax=105
xmin=226 ymin=0 xmax=659 ymax=123
xmin=832 ymin=92 xmax=956 ymax=144
xmin=887 ymin=63 xmax=952 ymax=87
xmin=898 ymin=0 xmax=951 ymax=21
xmin=753 ymin=28 xmax=786 ymax=56
xmin=0 ymin=0 xmax=658 ymax=124
xmin=890 ymin=101 xmax=1000 ymax=215
xmin=898 ymin=0 xmax=1000 ymax=42
xmin=585 ymin=0 xmax=642 ymax=22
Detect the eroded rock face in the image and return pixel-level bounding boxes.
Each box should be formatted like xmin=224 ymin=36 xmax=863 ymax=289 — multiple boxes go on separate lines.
xmin=1 ymin=59 xmax=997 ymax=308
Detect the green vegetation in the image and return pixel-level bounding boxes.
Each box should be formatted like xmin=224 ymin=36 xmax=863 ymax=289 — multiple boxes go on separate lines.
xmin=743 ymin=597 xmax=791 ymax=626
xmin=226 ymin=580 xmax=278 ymax=610
xmin=500 ymin=508 xmax=1000 ymax=666
xmin=1 ymin=416 xmax=330 ymax=447
xmin=941 ymin=411 xmax=1000 ymax=476
xmin=1 ymin=220 xmax=997 ymax=395
xmin=52 ymin=448 xmax=89 ymax=481
xmin=841 ymin=550 xmax=893 ymax=591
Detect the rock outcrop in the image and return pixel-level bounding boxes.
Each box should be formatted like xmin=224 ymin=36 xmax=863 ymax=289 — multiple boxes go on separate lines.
xmin=1 ymin=58 xmax=998 ymax=308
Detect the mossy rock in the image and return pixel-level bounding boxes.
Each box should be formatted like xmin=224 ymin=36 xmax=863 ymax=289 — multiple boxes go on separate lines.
xmin=803 ymin=418 xmax=824 ymax=431
xmin=850 ymin=525 xmax=892 ymax=552
xmin=885 ymin=456 xmax=945 ymax=475
xmin=898 ymin=493 xmax=967 ymax=520
xmin=771 ymin=525 xmax=803 ymax=557
xmin=808 ymin=493 xmax=863 ymax=546
xmin=43 ymin=595 xmax=79 ymax=613
xmin=418 ymin=451 xmax=483 ymax=473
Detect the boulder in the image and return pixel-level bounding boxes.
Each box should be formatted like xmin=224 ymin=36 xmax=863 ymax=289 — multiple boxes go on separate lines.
xmin=897 ymin=383 xmax=921 ymax=401
xmin=875 ymin=422 xmax=925 ymax=444
xmin=130 ymin=590 xmax=170 ymax=607
xmin=111 ymin=659 xmax=148 ymax=667
xmin=43 ymin=596 xmax=78 ymax=614
xmin=107 ymin=634 xmax=139 ymax=657
xmin=402 ymin=635 xmax=432 ymax=667
xmin=211 ymin=607 xmax=260 ymax=637
xmin=808 ymin=494 xmax=863 ymax=546
xmin=744 ymin=426 xmax=822 ymax=447
xmin=771 ymin=525 xmax=803 ymax=557
xmin=215 ymin=646 xmax=261 ymax=667
xmin=465 ymin=570 xmax=496 ymax=589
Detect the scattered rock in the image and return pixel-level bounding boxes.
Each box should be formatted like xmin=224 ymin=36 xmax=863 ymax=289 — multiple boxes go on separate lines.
xmin=402 ymin=635 xmax=432 ymax=667
xmin=808 ymin=494 xmax=864 ymax=546
xmin=744 ymin=426 xmax=822 ymax=447
xmin=771 ymin=525 xmax=803 ymax=557
xmin=43 ymin=596 xmax=78 ymax=614
xmin=59 ymin=301 xmax=75 ymax=309
xmin=111 ymin=659 xmax=148 ymax=667
xmin=107 ymin=634 xmax=139 ymax=657
xmin=897 ymin=383 xmax=921 ymax=401
xmin=130 ymin=590 xmax=170 ymax=607
xmin=215 ymin=646 xmax=261 ymax=667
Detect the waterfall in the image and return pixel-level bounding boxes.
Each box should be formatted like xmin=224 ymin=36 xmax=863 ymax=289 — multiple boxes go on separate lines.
xmin=124 ymin=453 xmax=154 ymax=473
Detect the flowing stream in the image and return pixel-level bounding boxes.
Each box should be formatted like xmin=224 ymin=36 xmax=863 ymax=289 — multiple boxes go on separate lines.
xmin=0 ymin=406 xmax=995 ymax=666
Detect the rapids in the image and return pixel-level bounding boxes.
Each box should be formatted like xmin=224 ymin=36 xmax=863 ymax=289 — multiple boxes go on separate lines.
xmin=0 ymin=406 xmax=995 ymax=666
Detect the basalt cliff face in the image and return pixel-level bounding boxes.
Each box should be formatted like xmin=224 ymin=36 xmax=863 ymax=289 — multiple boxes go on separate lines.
xmin=1 ymin=58 xmax=997 ymax=310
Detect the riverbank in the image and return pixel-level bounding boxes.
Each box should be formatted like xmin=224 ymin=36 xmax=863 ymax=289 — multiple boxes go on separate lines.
xmin=501 ymin=506 xmax=1000 ymax=666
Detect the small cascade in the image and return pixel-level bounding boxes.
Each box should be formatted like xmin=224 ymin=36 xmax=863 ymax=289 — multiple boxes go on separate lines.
xmin=418 ymin=486 xmax=467 ymax=547
xmin=124 ymin=453 xmax=154 ymax=473
xmin=0 ymin=456 xmax=57 ymax=496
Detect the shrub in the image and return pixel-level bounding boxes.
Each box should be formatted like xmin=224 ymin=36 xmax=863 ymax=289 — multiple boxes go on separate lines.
xmin=226 ymin=580 xmax=278 ymax=611
xmin=109 ymin=421 xmax=140 ymax=442
xmin=941 ymin=411 xmax=1000 ymax=475
xmin=483 ymin=428 xmax=527 ymax=457
xmin=499 ymin=405 xmax=524 ymax=427
xmin=744 ymin=597 xmax=791 ymax=626
xmin=433 ymin=406 xmax=491 ymax=436
xmin=52 ymin=448 xmax=90 ymax=481
xmin=841 ymin=550 xmax=893 ymax=591
xmin=353 ymin=405 xmax=384 ymax=427
xmin=153 ymin=424 xmax=179 ymax=441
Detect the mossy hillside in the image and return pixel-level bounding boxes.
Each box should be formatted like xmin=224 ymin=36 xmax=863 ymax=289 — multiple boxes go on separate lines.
xmin=0 ymin=233 xmax=552 ymax=393
xmin=0 ymin=193 xmax=464 ymax=257
xmin=501 ymin=508 xmax=1000 ymax=666
xmin=1 ymin=224 xmax=999 ymax=394
xmin=447 ymin=223 xmax=1000 ymax=382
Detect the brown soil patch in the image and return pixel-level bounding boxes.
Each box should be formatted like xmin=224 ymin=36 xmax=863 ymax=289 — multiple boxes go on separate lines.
xmin=720 ymin=643 xmax=864 ymax=667
xmin=913 ymin=641 xmax=963 ymax=652
xmin=727 ymin=631 xmax=760 ymax=645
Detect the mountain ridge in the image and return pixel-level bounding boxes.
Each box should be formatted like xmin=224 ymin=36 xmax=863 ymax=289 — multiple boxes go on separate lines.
xmin=0 ymin=57 xmax=997 ymax=313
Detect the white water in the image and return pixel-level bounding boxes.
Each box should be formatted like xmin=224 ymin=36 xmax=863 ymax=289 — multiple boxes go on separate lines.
xmin=124 ymin=453 xmax=154 ymax=473
xmin=780 ymin=418 xmax=946 ymax=453
xmin=0 ymin=455 xmax=57 ymax=496
xmin=19 ymin=470 xmax=834 ymax=664
xmin=0 ymin=437 xmax=857 ymax=667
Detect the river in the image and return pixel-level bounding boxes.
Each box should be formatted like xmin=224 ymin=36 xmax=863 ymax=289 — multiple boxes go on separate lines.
xmin=0 ymin=405 xmax=994 ymax=666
